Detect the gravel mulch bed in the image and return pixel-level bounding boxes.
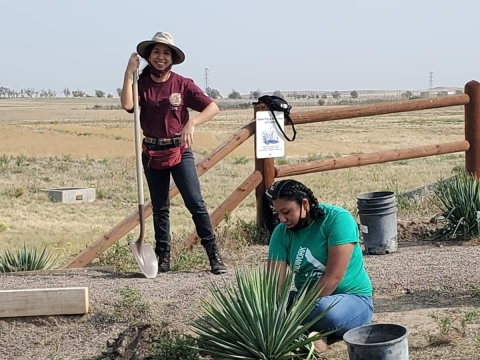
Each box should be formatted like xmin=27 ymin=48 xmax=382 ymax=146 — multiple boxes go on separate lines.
xmin=1 ymin=221 xmax=479 ymax=359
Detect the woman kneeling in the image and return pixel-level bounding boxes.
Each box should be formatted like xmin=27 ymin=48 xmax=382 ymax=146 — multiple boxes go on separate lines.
xmin=266 ymin=179 xmax=374 ymax=350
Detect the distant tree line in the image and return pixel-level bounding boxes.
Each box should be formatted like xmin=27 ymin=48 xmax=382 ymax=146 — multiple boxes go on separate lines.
xmin=63 ymin=88 xmax=114 ymax=98
xmin=0 ymin=85 xmax=465 ymax=105
xmin=0 ymin=87 xmax=57 ymax=98
xmin=0 ymin=87 xmax=116 ymax=98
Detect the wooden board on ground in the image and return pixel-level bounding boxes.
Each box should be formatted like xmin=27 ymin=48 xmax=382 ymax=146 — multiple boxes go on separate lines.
xmin=0 ymin=287 xmax=89 ymax=318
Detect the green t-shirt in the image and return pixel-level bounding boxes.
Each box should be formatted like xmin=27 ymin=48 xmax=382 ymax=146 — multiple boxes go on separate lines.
xmin=268 ymin=203 xmax=372 ymax=296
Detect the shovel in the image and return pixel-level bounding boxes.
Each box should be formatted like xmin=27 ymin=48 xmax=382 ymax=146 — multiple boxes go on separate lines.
xmin=130 ymin=66 xmax=158 ymax=279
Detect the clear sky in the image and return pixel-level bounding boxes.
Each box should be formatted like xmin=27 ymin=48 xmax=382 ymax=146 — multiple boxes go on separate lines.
xmin=1 ymin=0 xmax=479 ymax=97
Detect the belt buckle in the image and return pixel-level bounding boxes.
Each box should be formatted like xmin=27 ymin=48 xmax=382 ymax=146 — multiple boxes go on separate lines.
xmin=146 ymin=137 xmax=157 ymax=145
xmin=173 ymin=138 xmax=182 ymax=146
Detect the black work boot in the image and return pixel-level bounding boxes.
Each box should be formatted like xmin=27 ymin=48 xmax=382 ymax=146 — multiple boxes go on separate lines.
xmin=202 ymin=241 xmax=227 ymax=274
xmin=156 ymin=245 xmax=171 ymax=273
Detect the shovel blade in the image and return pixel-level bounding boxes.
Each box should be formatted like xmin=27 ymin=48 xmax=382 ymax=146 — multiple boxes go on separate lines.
xmin=131 ymin=242 xmax=158 ymax=279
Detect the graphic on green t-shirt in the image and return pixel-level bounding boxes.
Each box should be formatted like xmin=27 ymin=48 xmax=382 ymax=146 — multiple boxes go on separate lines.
xmin=268 ymin=203 xmax=372 ymax=297
xmin=293 ymin=247 xmax=325 ymax=280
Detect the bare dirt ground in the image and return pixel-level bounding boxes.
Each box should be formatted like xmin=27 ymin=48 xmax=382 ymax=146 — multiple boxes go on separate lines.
xmin=1 ymin=219 xmax=479 ymax=360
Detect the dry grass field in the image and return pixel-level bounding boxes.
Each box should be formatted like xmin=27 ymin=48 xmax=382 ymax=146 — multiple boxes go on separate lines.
xmin=0 ymin=97 xmax=466 ymax=257
xmin=0 ymin=96 xmax=479 ymax=359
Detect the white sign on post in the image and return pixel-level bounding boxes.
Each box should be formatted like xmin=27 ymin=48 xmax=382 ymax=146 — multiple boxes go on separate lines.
xmin=256 ymin=110 xmax=285 ymax=159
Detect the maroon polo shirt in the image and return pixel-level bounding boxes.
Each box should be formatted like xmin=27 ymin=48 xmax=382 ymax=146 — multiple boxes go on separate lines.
xmin=127 ymin=72 xmax=213 ymax=139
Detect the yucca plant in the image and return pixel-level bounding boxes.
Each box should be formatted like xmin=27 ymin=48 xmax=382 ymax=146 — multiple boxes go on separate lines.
xmin=431 ymin=171 xmax=480 ymax=240
xmin=191 ymin=266 xmax=334 ymax=360
xmin=0 ymin=244 xmax=58 ymax=273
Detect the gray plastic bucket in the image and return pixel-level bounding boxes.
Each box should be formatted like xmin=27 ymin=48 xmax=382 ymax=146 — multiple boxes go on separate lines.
xmin=343 ymin=323 xmax=409 ymax=360
xmin=356 ymin=191 xmax=397 ymax=255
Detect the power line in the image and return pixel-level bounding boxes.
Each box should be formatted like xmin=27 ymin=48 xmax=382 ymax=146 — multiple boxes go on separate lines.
xmin=203 ymin=68 xmax=210 ymax=90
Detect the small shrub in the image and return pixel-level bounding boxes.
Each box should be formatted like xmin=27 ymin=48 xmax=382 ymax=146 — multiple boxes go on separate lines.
xmin=385 ymin=180 xmax=416 ymax=214
xmin=95 ymin=238 xmax=138 ymax=272
xmin=234 ymin=218 xmax=271 ymax=245
xmin=431 ymin=171 xmax=480 ymax=240
xmin=149 ymin=332 xmax=199 ymax=360
xmin=218 ymin=215 xmax=271 ymax=246
xmin=3 ymin=186 xmax=24 ymax=198
xmin=463 ymin=309 xmax=479 ymax=324
xmin=0 ymin=244 xmax=58 ymax=273
xmin=15 ymin=154 xmax=27 ymax=167
xmin=303 ymin=153 xmax=323 ymax=162
xmin=171 ymin=248 xmax=206 ymax=271
xmin=0 ymin=222 xmax=8 ymax=233
xmin=232 ymin=156 xmax=249 ymax=165
xmin=0 ymin=154 xmax=9 ymax=166
xmin=452 ymin=164 xmax=465 ymax=174
xmin=300 ymin=153 xmax=336 ymax=163
xmin=111 ymin=286 xmax=151 ymax=323
xmin=276 ymin=156 xmax=290 ymax=165
xmin=427 ymin=311 xmax=468 ymax=347
xmin=96 ymin=188 xmax=107 ymax=200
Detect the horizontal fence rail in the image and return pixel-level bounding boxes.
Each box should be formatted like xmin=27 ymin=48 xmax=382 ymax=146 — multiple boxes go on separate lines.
xmin=275 ymin=141 xmax=470 ymax=178
xmin=290 ymin=94 xmax=470 ymax=125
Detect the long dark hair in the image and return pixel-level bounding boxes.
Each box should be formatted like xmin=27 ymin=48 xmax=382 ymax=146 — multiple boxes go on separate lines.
xmin=139 ymin=43 xmax=178 ymax=79
xmin=266 ymin=179 xmax=325 ymax=220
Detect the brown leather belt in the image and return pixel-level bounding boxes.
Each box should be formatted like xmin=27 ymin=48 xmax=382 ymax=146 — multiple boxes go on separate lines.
xmin=144 ymin=136 xmax=182 ymax=146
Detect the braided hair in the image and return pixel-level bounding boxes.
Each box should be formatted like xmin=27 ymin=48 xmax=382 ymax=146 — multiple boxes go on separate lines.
xmin=266 ymin=179 xmax=325 ymax=221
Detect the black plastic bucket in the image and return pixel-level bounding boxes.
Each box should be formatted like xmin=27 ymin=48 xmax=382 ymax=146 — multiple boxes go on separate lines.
xmin=343 ymin=323 xmax=409 ymax=360
xmin=356 ymin=191 xmax=397 ymax=255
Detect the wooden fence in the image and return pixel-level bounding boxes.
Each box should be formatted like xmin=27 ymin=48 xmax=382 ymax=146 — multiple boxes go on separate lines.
xmin=63 ymin=80 xmax=480 ymax=269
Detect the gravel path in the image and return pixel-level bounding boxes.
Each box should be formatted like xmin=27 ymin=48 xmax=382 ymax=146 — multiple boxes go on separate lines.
xmin=1 ymin=242 xmax=479 ymax=360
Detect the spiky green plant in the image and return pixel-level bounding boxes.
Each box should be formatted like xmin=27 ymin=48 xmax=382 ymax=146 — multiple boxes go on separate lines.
xmin=191 ymin=266 xmax=334 ymax=359
xmin=431 ymin=171 xmax=480 ymax=240
xmin=0 ymin=244 xmax=58 ymax=273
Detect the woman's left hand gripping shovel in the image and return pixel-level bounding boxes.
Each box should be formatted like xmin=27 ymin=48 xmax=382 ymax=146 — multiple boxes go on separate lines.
xmin=130 ymin=65 xmax=158 ymax=279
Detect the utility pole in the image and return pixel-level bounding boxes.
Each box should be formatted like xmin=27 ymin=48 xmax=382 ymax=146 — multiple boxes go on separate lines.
xmin=203 ymin=68 xmax=210 ymax=91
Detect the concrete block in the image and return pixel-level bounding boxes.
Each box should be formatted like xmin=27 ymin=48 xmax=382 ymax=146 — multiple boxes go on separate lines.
xmin=41 ymin=187 xmax=96 ymax=204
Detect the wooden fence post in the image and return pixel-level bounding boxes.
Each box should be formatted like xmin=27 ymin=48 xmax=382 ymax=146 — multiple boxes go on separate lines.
xmin=465 ymin=80 xmax=480 ymax=177
xmin=254 ymin=103 xmax=276 ymax=229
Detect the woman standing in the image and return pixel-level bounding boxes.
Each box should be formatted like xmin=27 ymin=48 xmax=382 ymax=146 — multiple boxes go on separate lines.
xmin=120 ymin=32 xmax=226 ymax=275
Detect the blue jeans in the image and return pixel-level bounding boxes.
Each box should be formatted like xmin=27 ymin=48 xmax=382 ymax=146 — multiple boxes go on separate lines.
xmin=288 ymin=291 xmax=374 ymax=337
xmin=142 ymin=145 xmax=215 ymax=255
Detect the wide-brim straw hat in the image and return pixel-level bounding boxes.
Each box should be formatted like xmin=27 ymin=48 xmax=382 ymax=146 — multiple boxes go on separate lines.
xmin=136 ymin=32 xmax=185 ymax=65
